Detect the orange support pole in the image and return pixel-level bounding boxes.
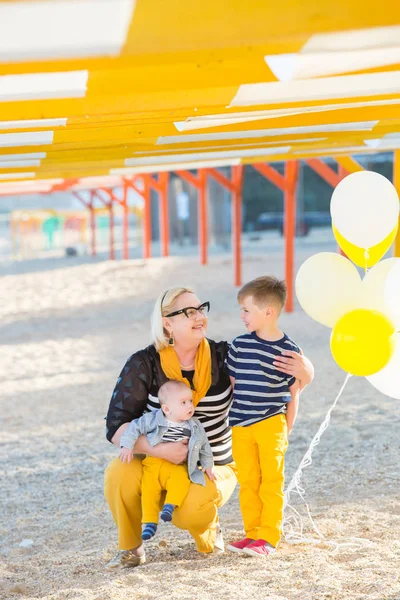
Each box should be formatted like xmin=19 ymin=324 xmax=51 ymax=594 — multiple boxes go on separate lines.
xmin=100 ymin=186 xmax=131 ymax=260
xmin=207 ymin=166 xmax=244 ymax=286
xmin=306 ymin=159 xmax=350 ymax=257
xmin=232 ymin=165 xmax=244 ymax=287
xmin=158 ymin=172 xmax=170 ymax=257
xmin=251 ymin=162 xmax=298 ymax=311
xmin=198 ymin=169 xmax=208 ymax=265
xmin=143 ymin=175 xmax=152 ymax=259
xmin=284 ymin=161 xmax=299 ymax=313
xmin=128 ymin=178 xmax=145 ymax=197
xmin=90 ymin=205 xmax=96 ymax=257
xmin=93 ymin=190 xmax=115 ymax=260
xmin=89 ymin=191 xmax=97 ymax=257
xmin=393 ymin=150 xmax=400 ymax=258
xmin=337 ymin=164 xmax=349 ymax=256
xmin=126 ymin=174 xmax=169 ymax=259
xmin=122 ymin=184 xmax=129 ymax=260
xmin=207 ymin=167 xmax=236 ymax=192
xmin=74 ymin=190 xmax=97 ymax=257
xmin=305 ymin=159 xmax=341 ymax=188
xmin=253 ymin=163 xmax=286 ymax=192
xmin=52 ymin=178 xmax=79 ymax=192
xmin=176 ymin=169 xmax=209 ymax=265
xmin=109 ymin=197 xmax=115 ymax=260
xmin=175 ymin=169 xmax=201 ymax=189
xmin=338 ymin=165 xmax=348 ymax=181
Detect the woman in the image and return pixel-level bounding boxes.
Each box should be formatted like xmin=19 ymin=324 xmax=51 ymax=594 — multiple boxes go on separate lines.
xmin=104 ymin=287 xmax=314 ymax=568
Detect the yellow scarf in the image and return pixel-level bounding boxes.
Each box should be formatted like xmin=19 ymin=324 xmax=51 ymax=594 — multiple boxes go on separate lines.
xmin=159 ymin=338 xmax=211 ymax=406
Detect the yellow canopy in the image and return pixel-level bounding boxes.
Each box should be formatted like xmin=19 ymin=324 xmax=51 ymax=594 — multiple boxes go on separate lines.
xmin=1 ymin=0 xmax=400 ymax=193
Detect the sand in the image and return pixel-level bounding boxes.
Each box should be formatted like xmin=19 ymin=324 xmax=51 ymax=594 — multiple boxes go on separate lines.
xmin=1 ymin=236 xmax=399 ymax=600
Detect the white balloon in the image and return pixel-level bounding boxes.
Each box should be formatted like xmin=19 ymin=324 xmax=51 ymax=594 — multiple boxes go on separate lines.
xmin=296 ymin=252 xmax=362 ymax=328
xmin=331 ymin=171 xmax=399 ymax=248
xmin=367 ymin=333 xmax=400 ymax=399
xmin=385 ymin=259 xmax=400 ymax=329
xmin=361 ymin=258 xmax=400 ymax=328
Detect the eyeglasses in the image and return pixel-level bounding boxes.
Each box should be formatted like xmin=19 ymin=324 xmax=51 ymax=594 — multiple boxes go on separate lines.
xmin=165 ymin=301 xmax=210 ymax=319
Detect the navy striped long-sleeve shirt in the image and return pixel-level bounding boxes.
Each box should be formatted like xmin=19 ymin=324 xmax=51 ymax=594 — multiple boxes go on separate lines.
xmin=226 ymin=332 xmax=300 ymax=427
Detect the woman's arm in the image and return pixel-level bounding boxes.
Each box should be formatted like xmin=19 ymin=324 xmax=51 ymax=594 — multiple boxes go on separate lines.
xmin=273 ymin=348 xmax=314 ymax=391
xmin=111 ymin=422 xmax=130 ymax=447
xmin=111 ymin=427 xmax=189 ymax=465
xmin=105 ymin=349 xmax=152 ymax=443
xmin=286 ymin=380 xmax=301 ymax=435
xmin=135 ymin=435 xmax=189 ymax=464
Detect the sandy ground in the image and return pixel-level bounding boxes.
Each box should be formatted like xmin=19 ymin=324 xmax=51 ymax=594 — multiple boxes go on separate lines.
xmin=1 ymin=238 xmax=399 ymax=600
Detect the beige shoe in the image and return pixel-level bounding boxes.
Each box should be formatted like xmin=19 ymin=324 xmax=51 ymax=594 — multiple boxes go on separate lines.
xmin=214 ymin=525 xmax=225 ymax=554
xmin=106 ymin=549 xmax=146 ymax=569
xmin=197 ymin=524 xmax=225 ymax=556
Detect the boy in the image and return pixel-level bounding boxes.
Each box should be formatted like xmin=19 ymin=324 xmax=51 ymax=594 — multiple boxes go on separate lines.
xmin=120 ymin=379 xmax=215 ymax=541
xmin=225 ymin=276 xmax=301 ymax=557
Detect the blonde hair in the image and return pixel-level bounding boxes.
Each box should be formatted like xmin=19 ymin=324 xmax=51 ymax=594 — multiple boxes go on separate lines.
xmin=151 ymin=286 xmax=194 ymax=351
xmin=237 ymin=276 xmax=287 ymax=312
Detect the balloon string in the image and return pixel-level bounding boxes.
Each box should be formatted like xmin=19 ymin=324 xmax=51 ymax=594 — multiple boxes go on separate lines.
xmin=283 ymin=373 xmax=354 ymax=550
xmin=364 ymin=248 xmax=370 ymax=275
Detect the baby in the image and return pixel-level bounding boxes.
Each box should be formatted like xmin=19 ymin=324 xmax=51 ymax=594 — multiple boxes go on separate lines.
xmin=120 ymin=379 xmax=215 ymax=540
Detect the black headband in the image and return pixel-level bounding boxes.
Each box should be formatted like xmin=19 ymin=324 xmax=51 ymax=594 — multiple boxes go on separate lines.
xmin=161 ymin=290 xmax=169 ymax=307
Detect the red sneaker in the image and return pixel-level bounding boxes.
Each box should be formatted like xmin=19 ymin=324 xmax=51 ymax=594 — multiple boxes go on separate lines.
xmin=243 ymin=539 xmax=276 ymax=557
xmin=226 ymin=537 xmax=254 ymax=554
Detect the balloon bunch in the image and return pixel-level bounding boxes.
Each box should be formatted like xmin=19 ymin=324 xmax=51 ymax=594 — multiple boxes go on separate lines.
xmin=296 ymin=171 xmax=400 ymax=398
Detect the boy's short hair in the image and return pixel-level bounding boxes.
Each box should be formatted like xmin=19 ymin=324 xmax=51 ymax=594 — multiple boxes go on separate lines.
xmin=158 ymin=380 xmax=191 ymax=405
xmin=237 ymin=276 xmax=287 ymax=312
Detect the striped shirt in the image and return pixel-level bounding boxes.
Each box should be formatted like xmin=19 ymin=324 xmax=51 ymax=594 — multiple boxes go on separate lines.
xmin=161 ymin=420 xmax=191 ymax=443
xmin=106 ymin=341 xmax=233 ymax=466
xmin=226 ymin=332 xmax=300 ymax=427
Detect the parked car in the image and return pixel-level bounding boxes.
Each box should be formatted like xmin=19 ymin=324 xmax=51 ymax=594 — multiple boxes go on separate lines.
xmin=254 ymin=211 xmax=331 ymax=236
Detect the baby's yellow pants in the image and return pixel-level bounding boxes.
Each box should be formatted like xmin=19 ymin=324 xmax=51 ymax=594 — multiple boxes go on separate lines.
xmin=141 ymin=456 xmax=191 ymax=523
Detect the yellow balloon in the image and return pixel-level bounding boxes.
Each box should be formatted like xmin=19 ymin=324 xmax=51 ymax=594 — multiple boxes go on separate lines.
xmin=331 ymin=309 xmax=396 ymax=376
xmin=333 ymin=224 xmax=398 ymax=269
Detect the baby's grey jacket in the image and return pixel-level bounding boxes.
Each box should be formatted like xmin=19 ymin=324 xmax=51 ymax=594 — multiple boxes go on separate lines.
xmin=120 ymin=409 xmax=214 ymax=486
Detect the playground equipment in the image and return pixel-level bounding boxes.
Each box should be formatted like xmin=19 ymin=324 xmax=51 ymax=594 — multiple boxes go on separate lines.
xmin=10 ymin=204 xmax=143 ymax=260
xmin=11 ymin=209 xmax=88 ymax=259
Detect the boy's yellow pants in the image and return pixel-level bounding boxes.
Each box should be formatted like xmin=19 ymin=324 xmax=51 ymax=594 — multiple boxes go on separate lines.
xmin=232 ymin=414 xmax=288 ymax=548
xmin=104 ymin=456 xmax=237 ymax=553
xmin=141 ymin=456 xmax=191 ymax=523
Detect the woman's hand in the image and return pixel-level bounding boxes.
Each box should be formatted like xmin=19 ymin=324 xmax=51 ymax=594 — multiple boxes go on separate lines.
xmin=156 ymin=440 xmax=189 ymax=465
xmin=273 ymin=349 xmax=314 ymax=389
xmin=133 ymin=435 xmax=189 ymax=464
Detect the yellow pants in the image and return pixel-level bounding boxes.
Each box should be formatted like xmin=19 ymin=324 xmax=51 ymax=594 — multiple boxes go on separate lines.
xmin=141 ymin=456 xmax=191 ymax=523
xmin=232 ymin=414 xmax=288 ymax=548
xmin=104 ymin=456 xmax=237 ymax=553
